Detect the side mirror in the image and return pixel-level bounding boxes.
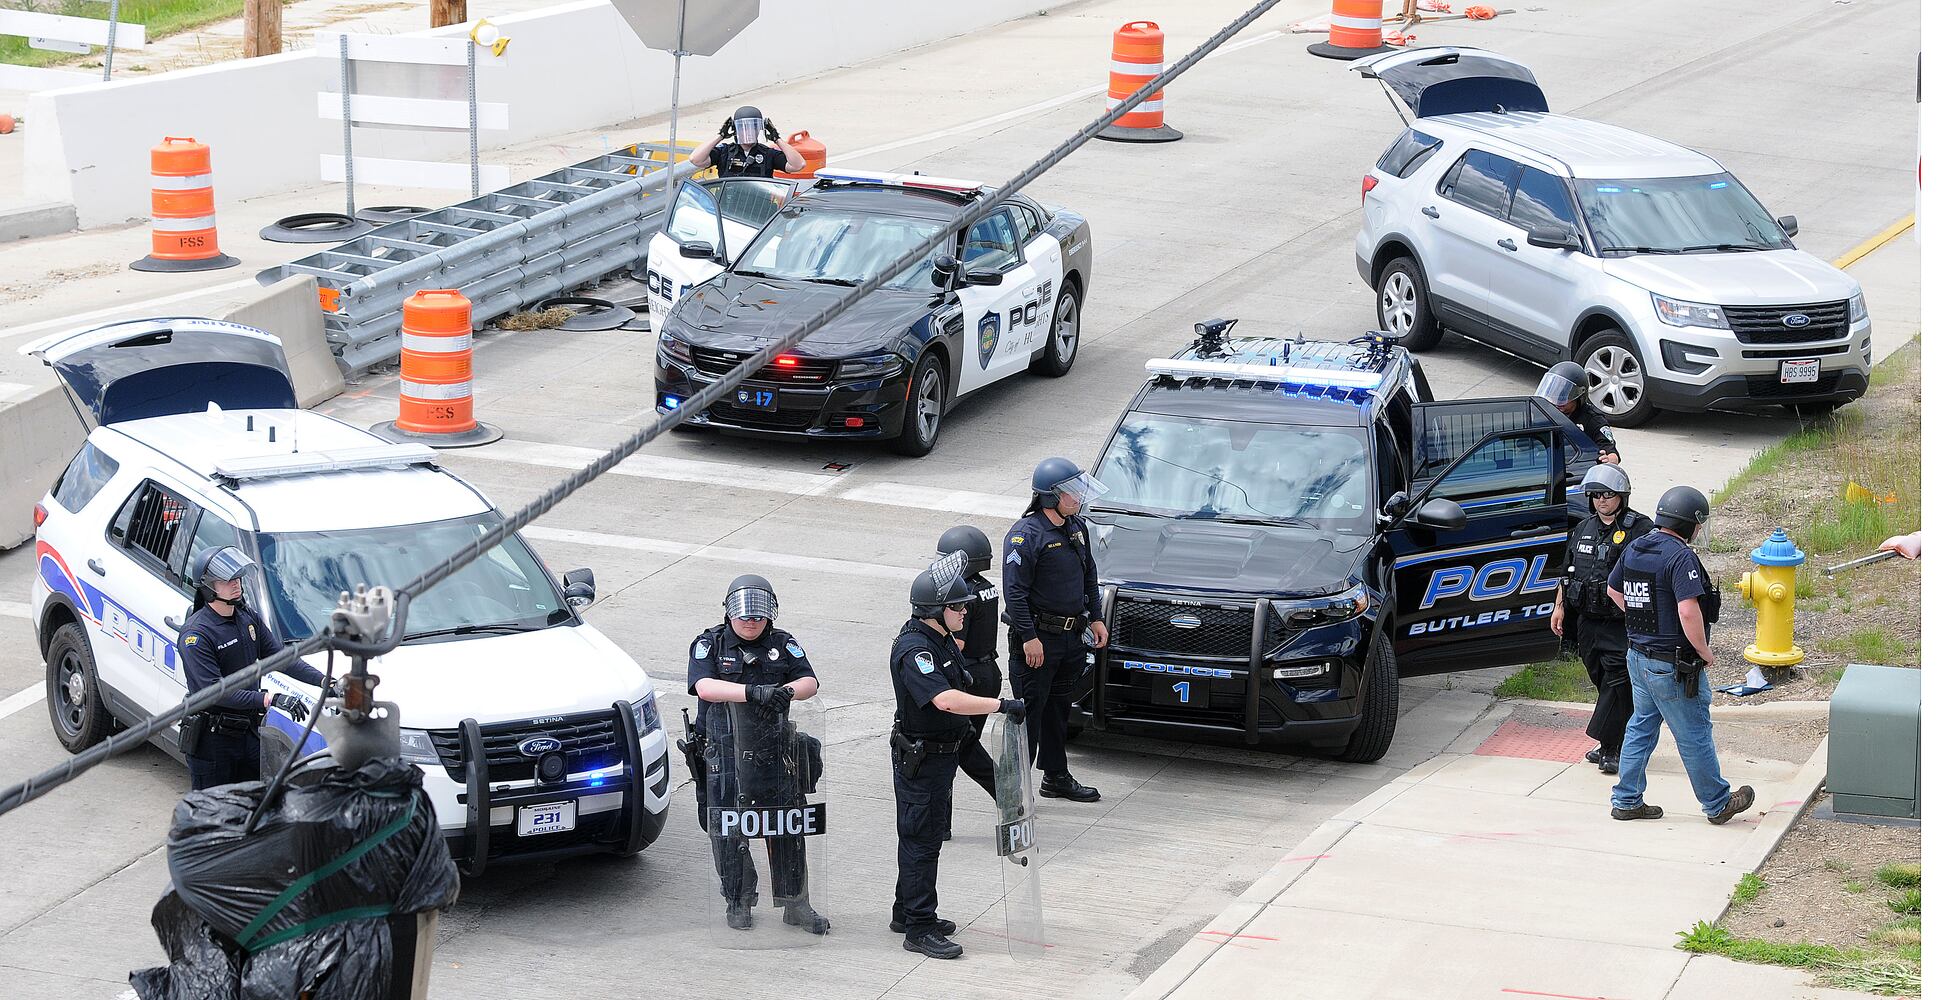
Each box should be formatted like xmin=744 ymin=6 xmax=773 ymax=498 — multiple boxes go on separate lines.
xmin=1408 ymin=498 xmax=1468 ymax=532
xmin=679 ymin=240 xmax=718 ymax=260
xmin=563 ymin=568 xmax=597 ymax=608
xmin=1776 ymin=215 xmax=1799 ymax=238
xmin=930 ymin=254 xmax=959 ymax=288
xmin=1526 ymin=226 xmax=1578 ymax=251
xmin=963 ymin=268 xmax=1005 ymax=287
xmin=1383 ymin=491 xmax=1410 ymax=519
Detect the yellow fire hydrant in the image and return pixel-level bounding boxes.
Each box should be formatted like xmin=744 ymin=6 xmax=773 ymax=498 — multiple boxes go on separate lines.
xmin=1737 ymin=529 xmax=1805 ymax=667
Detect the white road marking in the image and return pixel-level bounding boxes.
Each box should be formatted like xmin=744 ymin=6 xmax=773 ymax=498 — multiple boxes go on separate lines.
xmin=0 ymin=276 xmax=263 ymax=343
xmin=470 ymin=439 xmax=846 ymax=496
xmin=836 ymin=482 xmax=1021 ymax=519
xmin=0 ymin=600 xmax=30 ymax=619
xmin=0 ymin=684 xmax=44 ymax=722
xmin=522 ymin=525 xmax=914 ymax=580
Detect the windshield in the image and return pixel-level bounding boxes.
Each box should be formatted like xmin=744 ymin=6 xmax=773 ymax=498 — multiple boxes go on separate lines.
xmin=1575 ymin=173 xmax=1790 ymax=255
xmin=1094 ymin=412 xmax=1372 ymax=527
xmin=257 ymin=513 xmax=570 ymax=643
xmin=734 ymin=206 xmax=943 ymax=289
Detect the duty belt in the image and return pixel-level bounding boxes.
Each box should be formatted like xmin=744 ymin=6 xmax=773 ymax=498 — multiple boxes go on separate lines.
xmin=1032 ymin=611 xmax=1087 ymax=633
xmin=206 ymin=711 xmax=258 ymax=736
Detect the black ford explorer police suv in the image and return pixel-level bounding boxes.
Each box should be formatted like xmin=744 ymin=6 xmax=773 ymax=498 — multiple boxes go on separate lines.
xmin=1079 ymin=321 xmax=1601 ymax=762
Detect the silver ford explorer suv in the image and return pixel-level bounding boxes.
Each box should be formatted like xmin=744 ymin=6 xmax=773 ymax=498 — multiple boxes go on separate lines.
xmin=1350 ymin=47 xmax=1870 ymax=426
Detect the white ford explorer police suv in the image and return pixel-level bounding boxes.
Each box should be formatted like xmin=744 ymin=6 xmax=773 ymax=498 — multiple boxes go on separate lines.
xmin=1351 ymin=47 xmax=1871 ymax=427
xmin=24 ymin=318 xmax=669 ymax=871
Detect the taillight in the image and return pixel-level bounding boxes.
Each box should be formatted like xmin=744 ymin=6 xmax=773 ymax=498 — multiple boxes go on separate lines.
xmin=33 ymin=503 xmax=48 ymax=528
xmin=1361 ymin=174 xmax=1379 ymax=204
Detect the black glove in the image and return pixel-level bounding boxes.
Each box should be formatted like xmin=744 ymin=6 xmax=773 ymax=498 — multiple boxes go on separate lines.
xmin=763 ymin=118 xmax=781 ymax=143
xmin=719 ymin=116 xmax=735 ymax=140
xmin=746 ymin=684 xmax=793 ymax=712
xmin=269 ymin=693 xmax=308 ymax=720
xmin=998 ymin=698 xmax=1027 ymax=721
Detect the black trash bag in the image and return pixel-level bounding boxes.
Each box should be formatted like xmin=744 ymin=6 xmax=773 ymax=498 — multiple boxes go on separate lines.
xmin=130 ymin=890 xmax=242 ymax=1000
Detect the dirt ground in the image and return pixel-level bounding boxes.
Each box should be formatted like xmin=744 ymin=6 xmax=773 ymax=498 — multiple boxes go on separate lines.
xmin=1721 ymin=792 xmax=1920 ymax=953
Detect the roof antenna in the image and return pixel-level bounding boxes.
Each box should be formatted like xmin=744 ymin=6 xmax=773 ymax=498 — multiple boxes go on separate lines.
xmin=246 ymin=414 xmax=255 ymax=432
xmin=268 ymin=424 xmax=277 ymax=444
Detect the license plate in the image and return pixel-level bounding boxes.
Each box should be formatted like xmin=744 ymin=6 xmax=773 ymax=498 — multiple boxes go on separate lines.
xmin=1153 ymin=677 xmax=1208 ymax=709
xmin=1778 ymin=358 xmax=1820 ymax=385
xmin=734 ymin=387 xmax=778 ymax=411
xmin=517 ymin=801 xmax=576 ymax=837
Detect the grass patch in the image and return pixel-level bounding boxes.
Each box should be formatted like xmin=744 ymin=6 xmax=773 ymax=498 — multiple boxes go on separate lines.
xmin=1876 ymin=863 xmax=1921 ymax=889
xmin=1825 ymin=858 xmax=1854 ymax=874
xmin=1494 ymin=657 xmax=1592 ymax=702
xmin=1825 ymin=961 xmax=1924 ymax=995
xmin=1887 ymin=888 xmax=1921 ymax=916
xmin=1679 ymin=921 xmax=1920 ymax=996
xmin=1845 ymin=628 xmax=1913 ymax=664
xmin=1712 ymin=419 xmax=1842 ymax=503
xmin=1730 ymin=872 xmax=1767 ymax=908
xmin=0 ymin=0 xmax=245 ymax=68
xmin=1802 ymin=498 xmax=1906 ymax=554
xmin=1845 ymin=880 xmax=1869 ymax=894
xmin=1872 ymin=917 xmax=1922 ymax=949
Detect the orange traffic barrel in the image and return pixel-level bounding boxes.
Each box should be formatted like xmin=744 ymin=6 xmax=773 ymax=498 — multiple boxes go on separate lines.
xmin=1309 ymin=0 xmax=1396 ymax=60
xmin=130 ymin=137 xmax=239 ymax=273
xmin=1099 ymin=21 xmax=1182 ymax=143
xmin=371 ymin=290 xmax=503 ymax=448
xmin=777 ymin=130 xmax=827 ymax=179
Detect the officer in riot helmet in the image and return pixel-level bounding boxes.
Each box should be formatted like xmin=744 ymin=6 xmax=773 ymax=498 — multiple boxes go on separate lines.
xmin=178 ymin=545 xmax=325 ymax=791
xmin=1551 ymin=464 xmax=1652 ymax=774
xmin=1003 ymin=457 xmax=1110 ymax=803
xmin=1536 ymin=361 xmax=1620 ymax=464
xmin=687 ymin=574 xmax=829 ymax=933
xmin=688 ymin=105 xmax=806 ymax=178
xmin=1604 ymin=487 xmax=1755 ymax=825
xmin=889 ymin=556 xmax=1027 ymax=959
xmin=936 ymin=525 xmax=1002 ymax=807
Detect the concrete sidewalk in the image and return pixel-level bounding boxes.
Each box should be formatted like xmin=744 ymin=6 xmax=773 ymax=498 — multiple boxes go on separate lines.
xmin=1128 ymin=700 xmax=1868 ymax=1000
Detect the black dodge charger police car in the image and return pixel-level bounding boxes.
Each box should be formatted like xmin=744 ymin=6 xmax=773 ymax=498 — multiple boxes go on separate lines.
xmin=653 ymin=169 xmax=1094 ymax=456
xmin=1079 ymin=322 xmax=1601 ymax=762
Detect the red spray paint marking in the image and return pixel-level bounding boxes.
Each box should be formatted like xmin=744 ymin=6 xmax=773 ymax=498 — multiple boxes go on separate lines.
xmin=1501 ymin=989 xmax=1622 ymax=1000
xmin=1196 ymin=930 xmax=1280 ymax=942
xmin=1774 ymin=799 xmax=1803 ymax=809
xmin=1278 ymin=852 xmax=1332 ymax=864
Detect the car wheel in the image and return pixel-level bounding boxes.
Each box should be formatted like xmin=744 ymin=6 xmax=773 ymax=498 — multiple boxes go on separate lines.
xmin=1030 ymin=280 xmax=1082 ymax=377
xmin=1376 ymin=256 xmax=1442 ymax=350
xmin=46 ymin=622 xmax=112 ymax=753
xmin=1577 ymin=329 xmax=1658 ymax=428
xmin=1337 ymin=631 xmax=1398 ymax=764
xmin=893 ymin=353 xmax=947 ymax=457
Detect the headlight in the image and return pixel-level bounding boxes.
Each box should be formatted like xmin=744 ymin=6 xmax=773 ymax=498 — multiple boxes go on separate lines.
xmin=835 ymin=353 xmax=903 ymax=380
xmin=658 ymin=332 xmax=692 ymax=364
xmin=1848 ymin=290 xmax=1868 ymax=324
xmin=1273 ymin=585 xmax=1369 ymax=629
xmin=398 ymin=728 xmax=442 ymax=766
xmin=631 ymin=691 xmax=662 ymax=737
xmin=1651 ymin=294 xmax=1729 ymax=329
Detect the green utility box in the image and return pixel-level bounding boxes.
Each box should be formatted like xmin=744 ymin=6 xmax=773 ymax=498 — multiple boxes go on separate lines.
xmin=1827 ymin=664 xmax=1921 ymax=819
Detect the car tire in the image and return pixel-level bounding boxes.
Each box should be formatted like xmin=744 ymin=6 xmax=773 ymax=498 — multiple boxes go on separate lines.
xmin=1337 ymin=631 xmax=1398 ymax=764
xmin=46 ymin=622 xmax=112 ymax=753
xmin=893 ymin=353 xmax=947 ymax=457
xmin=1030 ymin=280 xmax=1082 ymax=377
xmin=1577 ymin=328 xmax=1659 ymax=428
xmin=1376 ymin=256 xmax=1442 ymax=350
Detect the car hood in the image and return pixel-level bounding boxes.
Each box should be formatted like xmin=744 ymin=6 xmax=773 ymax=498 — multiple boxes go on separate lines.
xmin=670 ymin=273 xmax=930 ymax=355
xmin=1091 ymin=513 xmax=1367 ymax=598
xmin=1601 ymin=249 xmax=1858 ymax=306
xmin=298 ymin=624 xmax=650 ymax=729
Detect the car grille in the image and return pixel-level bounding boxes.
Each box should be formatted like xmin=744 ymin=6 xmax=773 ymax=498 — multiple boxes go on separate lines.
xmin=707 ymin=403 xmax=820 ymax=432
xmin=428 ymin=710 xmax=621 ymax=784
xmin=1722 ymin=301 xmax=1849 ymax=345
xmin=1744 ymin=373 xmax=1843 ymax=398
xmin=691 ymin=346 xmax=834 ymax=386
xmin=1111 ymin=600 xmax=1256 ymax=659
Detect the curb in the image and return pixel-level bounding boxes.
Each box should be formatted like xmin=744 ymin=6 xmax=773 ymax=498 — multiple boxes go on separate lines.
xmin=1723 ymin=734 xmax=1830 ymax=881
xmin=0 ymin=202 xmax=78 ymax=242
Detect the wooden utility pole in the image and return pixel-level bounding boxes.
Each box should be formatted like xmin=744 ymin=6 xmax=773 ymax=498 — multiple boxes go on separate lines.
xmin=431 ymin=0 xmax=467 ymax=28
xmin=243 ymin=0 xmax=281 ymax=57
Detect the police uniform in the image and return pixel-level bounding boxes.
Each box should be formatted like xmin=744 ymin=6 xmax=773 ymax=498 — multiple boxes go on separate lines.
xmin=1566 ymin=403 xmax=1621 ymax=459
xmin=709 ymin=143 xmax=789 ymax=178
xmin=952 ymin=570 xmax=1002 ymax=800
xmin=1002 ymin=510 xmax=1101 ymax=782
xmin=1562 ymin=507 xmax=1652 ymax=759
xmin=687 ymin=622 xmax=817 ymax=909
xmin=888 ymin=617 xmax=977 ymax=942
xmin=179 ymin=602 xmax=322 ymax=790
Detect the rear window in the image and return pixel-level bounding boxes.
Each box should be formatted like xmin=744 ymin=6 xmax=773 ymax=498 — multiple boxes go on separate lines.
xmin=1376 ymin=129 xmax=1443 ymax=179
xmin=52 ymin=443 xmax=120 ymax=513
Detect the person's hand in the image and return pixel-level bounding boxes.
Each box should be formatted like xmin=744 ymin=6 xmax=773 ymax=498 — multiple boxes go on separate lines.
xmin=1598 ymin=449 xmax=1620 ymax=465
xmin=718 ymin=116 xmax=734 ymax=139
xmin=1879 ymin=532 xmax=1922 ymax=560
xmin=763 ymin=118 xmax=781 ymax=143
xmin=1023 ymin=637 xmax=1044 ymax=668
xmin=262 ymin=691 xmax=274 ymax=709
xmin=745 ymin=683 xmax=782 ymax=710
xmin=1088 ymin=620 xmax=1108 ymax=649
xmin=1698 ymin=647 xmax=1716 ymax=669
xmin=1549 ymin=606 xmax=1564 ymax=637
xmin=998 ymin=698 xmax=1027 ymax=721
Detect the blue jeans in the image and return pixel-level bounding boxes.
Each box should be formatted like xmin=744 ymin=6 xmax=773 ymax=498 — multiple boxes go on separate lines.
xmin=1611 ymin=648 xmax=1731 ymax=816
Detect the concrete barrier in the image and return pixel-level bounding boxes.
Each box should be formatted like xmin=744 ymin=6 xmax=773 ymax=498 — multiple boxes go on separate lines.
xmin=0 ymin=381 xmax=85 ymax=550
xmin=218 ymin=275 xmax=345 ymax=408
xmin=26 ymin=0 xmax=1069 ymax=228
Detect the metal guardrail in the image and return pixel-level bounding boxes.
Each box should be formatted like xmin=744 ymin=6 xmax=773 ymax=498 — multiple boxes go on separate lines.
xmin=258 ymin=142 xmax=697 ymax=374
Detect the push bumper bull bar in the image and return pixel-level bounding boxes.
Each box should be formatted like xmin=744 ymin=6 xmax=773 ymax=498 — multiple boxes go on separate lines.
xmin=1088 ymin=589 xmax=1276 ymax=747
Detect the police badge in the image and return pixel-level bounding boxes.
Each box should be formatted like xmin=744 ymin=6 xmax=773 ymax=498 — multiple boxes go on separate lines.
xmin=978 ymin=311 xmax=1001 ymax=370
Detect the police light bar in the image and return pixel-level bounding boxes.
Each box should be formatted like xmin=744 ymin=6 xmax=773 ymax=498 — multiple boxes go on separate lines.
xmin=214 ymin=443 xmax=439 ymax=482
xmin=1144 ymin=358 xmax=1384 ymax=390
xmin=811 ymin=168 xmax=984 ymax=194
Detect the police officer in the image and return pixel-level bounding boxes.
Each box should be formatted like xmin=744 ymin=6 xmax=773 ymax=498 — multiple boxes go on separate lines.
xmin=688 ymin=575 xmax=829 ymax=933
xmin=178 ymin=546 xmax=324 ymax=791
xmin=1536 ymin=361 xmax=1621 ymax=464
xmin=890 ymin=560 xmax=1026 ymax=959
xmin=936 ymin=525 xmax=1001 ymax=805
xmin=1605 ymin=487 xmax=1756 ymax=825
xmin=687 ymin=105 xmax=806 ymax=178
xmin=1003 ymin=457 xmax=1109 ymax=803
xmin=1551 ymin=464 xmax=1652 ymax=774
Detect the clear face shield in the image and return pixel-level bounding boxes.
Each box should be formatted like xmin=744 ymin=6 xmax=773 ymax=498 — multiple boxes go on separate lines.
xmin=733 ymin=115 xmax=763 ymax=146
xmin=1535 ymin=370 xmax=1585 ymax=407
xmin=926 ymin=551 xmax=968 ymax=595
xmin=1052 ymin=472 xmax=1110 ymax=508
xmin=725 ymin=587 xmax=778 ymax=623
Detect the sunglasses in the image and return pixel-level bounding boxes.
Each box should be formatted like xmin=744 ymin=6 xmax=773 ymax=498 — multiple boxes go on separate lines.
xmin=944 ymin=602 xmax=970 ymax=613
xmin=734 ymin=615 xmax=769 ymax=623
xmin=1586 ymin=490 xmax=1619 ymax=500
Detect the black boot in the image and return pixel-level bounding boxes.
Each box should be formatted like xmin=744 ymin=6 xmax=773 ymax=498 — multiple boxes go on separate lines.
xmin=1039 ymin=773 xmax=1101 ymax=802
xmin=890 ymin=914 xmax=956 ymax=936
xmin=782 ymin=900 xmax=830 ymax=934
xmin=1598 ymin=752 xmax=1619 ymax=775
xmin=726 ymin=900 xmax=753 ymax=930
xmin=904 ymin=930 xmax=964 ymax=959
xmin=1584 ymin=748 xmax=1602 ymax=764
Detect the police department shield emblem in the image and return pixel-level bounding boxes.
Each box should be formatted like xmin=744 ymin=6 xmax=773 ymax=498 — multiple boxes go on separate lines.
xmin=786 ymin=641 xmax=804 ymax=658
xmin=977 ymin=311 xmax=1001 ymax=370
xmin=694 ymin=640 xmax=710 ymax=660
xmin=915 ymin=651 xmax=936 ymax=674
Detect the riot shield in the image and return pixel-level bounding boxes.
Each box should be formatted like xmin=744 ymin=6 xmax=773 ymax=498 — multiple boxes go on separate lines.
xmin=986 ymin=714 xmax=1046 ymax=962
xmin=700 ymin=694 xmax=829 ymax=948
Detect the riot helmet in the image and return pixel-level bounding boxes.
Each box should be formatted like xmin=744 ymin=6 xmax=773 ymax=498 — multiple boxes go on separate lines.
xmin=194 ymin=545 xmax=256 ymax=608
xmin=1653 ymin=486 xmax=1711 ymax=539
xmin=911 ymin=553 xmax=975 ymax=622
xmin=1581 ymin=463 xmax=1631 ymax=506
xmin=1029 ymin=456 xmax=1109 ymax=511
xmin=935 ymin=525 xmax=992 ymax=574
xmin=732 ymin=106 xmax=764 ymax=146
xmin=1536 ymin=361 xmax=1594 ymax=408
xmin=724 ymin=573 xmax=778 ymax=621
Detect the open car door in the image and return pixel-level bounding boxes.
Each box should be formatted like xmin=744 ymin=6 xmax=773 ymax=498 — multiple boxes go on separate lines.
xmin=21 ymin=317 xmax=297 ymax=428
xmin=1350 ymin=46 xmax=1549 ymax=123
